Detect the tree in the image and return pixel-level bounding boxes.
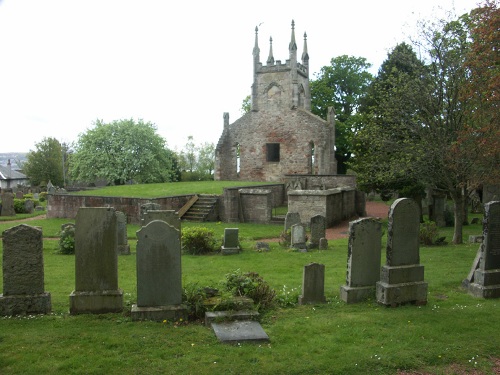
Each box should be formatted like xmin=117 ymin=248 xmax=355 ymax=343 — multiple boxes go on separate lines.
xmin=70 ymin=119 xmax=179 ymax=185
xmin=178 ymin=137 xmax=215 ymax=181
xmin=197 ymin=142 xmax=215 ymax=178
xmin=310 ymin=55 xmax=373 ymax=174
xmin=178 ymin=136 xmax=197 ymax=173
xmin=23 ymin=137 xmax=64 ymax=186
xmin=241 ymin=95 xmax=251 ymax=115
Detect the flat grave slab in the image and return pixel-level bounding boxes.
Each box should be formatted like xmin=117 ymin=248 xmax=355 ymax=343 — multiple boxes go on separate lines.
xmin=211 ymin=321 xmax=269 ymax=344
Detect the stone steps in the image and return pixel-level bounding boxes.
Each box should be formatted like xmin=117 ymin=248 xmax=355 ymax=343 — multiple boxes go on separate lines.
xmin=182 ymin=195 xmax=218 ymax=222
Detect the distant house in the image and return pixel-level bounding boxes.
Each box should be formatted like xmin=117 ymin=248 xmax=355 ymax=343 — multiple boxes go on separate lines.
xmin=0 ymin=160 xmax=30 ymax=189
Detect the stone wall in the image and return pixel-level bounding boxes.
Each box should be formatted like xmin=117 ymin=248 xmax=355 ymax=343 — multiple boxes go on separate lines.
xmin=284 ymin=174 xmax=357 ymax=192
xmin=239 ymin=189 xmax=273 ymax=223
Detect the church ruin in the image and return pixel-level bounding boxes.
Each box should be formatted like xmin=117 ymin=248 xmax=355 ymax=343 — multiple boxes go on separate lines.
xmin=215 ymin=21 xmax=337 ymax=182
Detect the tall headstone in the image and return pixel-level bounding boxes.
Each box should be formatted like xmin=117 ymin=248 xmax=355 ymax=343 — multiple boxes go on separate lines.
xmin=298 ymin=263 xmax=326 ymax=305
xmin=309 ymin=215 xmax=326 ymax=248
xmin=69 ymin=207 xmax=123 ymax=314
xmin=131 ymin=220 xmax=187 ymax=321
xmin=221 ymin=228 xmax=240 ymax=255
xmin=116 ymin=211 xmax=130 ymax=255
xmin=0 ymin=191 xmax=15 ymax=216
xmin=141 ymin=210 xmax=180 ymax=231
xmin=468 ymin=201 xmax=500 ymax=298
xmin=340 ymin=218 xmax=382 ymax=303
xmin=284 ymin=212 xmax=301 ymax=232
xmin=376 ymin=198 xmax=428 ymax=306
xmin=291 ymin=224 xmax=306 ymax=250
xmin=0 ymin=224 xmax=51 ymax=315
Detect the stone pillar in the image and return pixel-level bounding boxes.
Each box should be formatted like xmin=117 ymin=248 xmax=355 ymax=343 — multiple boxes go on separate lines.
xmin=70 ymin=207 xmax=123 ymax=314
xmin=0 ymin=224 xmax=51 ymax=315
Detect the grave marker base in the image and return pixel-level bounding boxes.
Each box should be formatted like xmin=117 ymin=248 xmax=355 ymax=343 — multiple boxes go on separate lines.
xmin=469 ymin=269 xmax=500 ymax=298
xmin=376 ymin=281 xmax=428 ymax=306
xmin=69 ymin=289 xmax=123 ymax=314
xmin=131 ymin=304 xmax=188 ymax=322
xmin=340 ymin=285 xmax=375 ymax=304
xmin=0 ymin=293 xmax=51 ymax=316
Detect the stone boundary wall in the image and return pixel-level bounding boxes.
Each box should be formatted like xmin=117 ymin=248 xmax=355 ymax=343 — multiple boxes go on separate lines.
xmin=47 ymin=194 xmax=192 ymax=224
xmin=284 ymin=174 xmax=357 ymax=192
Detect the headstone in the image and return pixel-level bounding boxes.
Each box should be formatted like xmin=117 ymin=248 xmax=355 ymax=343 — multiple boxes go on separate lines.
xmin=221 ymin=228 xmax=240 ymax=255
xmin=284 ymin=212 xmax=301 ymax=232
xmin=140 ymin=202 xmax=161 ymax=221
xmin=116 ymin=211 xmax=130 ymax=255
xmin=24 ymin=199 xmax=34 ymax=214
xmin=468 ymin=201 xmax=500 ymax=298
xmin=16 ymin=191 xmax=24 ymax=199
xmin=255 ymin=242 xmax=270 ymax=252
xmin=319 ymin=238 xmax=328 ymax=250
xmin=462 ymin=246 xmax=481 ymax=288
xmin=291 ymin=224 xmax=306 ymax=250
xmin=0 ymin=224 xmax=51 ymax=315
xmin=141 ymin=210 xmax=180 ymax=231
xmin=131 ymin=220 xmax=187 ymax=321
xmin=0 ymin=191 xmax=15 ymax=216
xmin=469 ymin=235 xmax=483 ymax=243
xmin=376 ymin=198 xmax=428 ymax=306
xmin=298 ymin=263 xmax=326 ymax=305
xmin=340 ymin=218 xmax=382 ymax=303
xmin=69 ymin=207 xmax=123 ymax=314
xmin=211 ymin=321 xmax=270 ymax=343
xmin=309 ymin=215 xmax=326 ymax=248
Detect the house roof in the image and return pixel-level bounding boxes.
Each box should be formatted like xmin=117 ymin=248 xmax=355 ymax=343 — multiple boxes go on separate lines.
xmin=0 ymin=164 xmax=28 ymax=180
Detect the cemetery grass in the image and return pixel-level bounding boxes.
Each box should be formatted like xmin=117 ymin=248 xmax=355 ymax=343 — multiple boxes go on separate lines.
xmin=1 ymin=220 xmax=500 ymax=374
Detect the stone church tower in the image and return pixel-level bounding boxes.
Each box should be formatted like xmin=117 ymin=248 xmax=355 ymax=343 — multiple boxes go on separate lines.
xmin=215 ymin=21 xmax=337 ymax=182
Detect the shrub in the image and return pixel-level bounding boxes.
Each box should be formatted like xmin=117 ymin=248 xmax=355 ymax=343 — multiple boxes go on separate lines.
xmin=275 ymin=285 xmax=300 ymax=308
xmin=419 ymin=220 xmax=446 ymax=246
xmin=58 ymin=225 xmax=75 ymax=254
xmin=182 ymin=283 xmax=209 ymax=321
xmin=223 ymin=269 xmax=276 ymax=312
xmin=181 ymin=226 xmax=218 ymax=255
xmin=38 ymin=192 xmax=47 ymax=202
xmin=278 ymin=229 xmax=291 ymax=247
xmin=13 ymin=198 xmax=25 ymax=213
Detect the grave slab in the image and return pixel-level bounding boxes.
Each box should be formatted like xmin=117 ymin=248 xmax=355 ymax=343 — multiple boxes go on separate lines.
xmin=211 ymin=321 xmax=270 ymax=343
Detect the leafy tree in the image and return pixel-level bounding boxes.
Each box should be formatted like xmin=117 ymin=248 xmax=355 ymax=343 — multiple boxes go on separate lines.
xmin=178 ymin=137 xmax=215 ymax=181
xmin=197 ymin=142 xmax=215 ymax=178
xmin=310 ymin=55 xmax=373 ymax=174
xmin=178 ymin=136 xmax=197 ymax=173
xmin=23 ymin=137 xmax=64 ymax=186
xmin=241 ymin=95 xmax=251 ymax=115
xmin=70 ymin=119 xmax=179 ymax=185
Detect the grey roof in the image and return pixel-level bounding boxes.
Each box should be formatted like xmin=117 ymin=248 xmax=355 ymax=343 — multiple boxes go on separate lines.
xmin=0 ymin=164 xmax=28 ymax=180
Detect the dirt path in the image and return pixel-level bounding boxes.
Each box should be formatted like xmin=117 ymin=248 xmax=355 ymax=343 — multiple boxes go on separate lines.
xmin=1 ymin=214 xmax=46 ymax=224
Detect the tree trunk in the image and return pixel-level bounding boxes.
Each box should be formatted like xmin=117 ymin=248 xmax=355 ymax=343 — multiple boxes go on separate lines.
xmin=451 ymin=190 xmax=464 ymax=244
xmin=463 ymin=188 xmax=469 ymax=225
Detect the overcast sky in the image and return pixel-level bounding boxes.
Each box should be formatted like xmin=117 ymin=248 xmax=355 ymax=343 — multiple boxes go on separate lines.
xmin=0 ymin=0 xmax=478 ymax=154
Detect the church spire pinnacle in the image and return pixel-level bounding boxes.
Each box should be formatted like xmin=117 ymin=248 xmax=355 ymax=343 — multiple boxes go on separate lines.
xmin=267 ymin=36 xmax=274 ymax=65
xmin=301 ymin=32 xmax=309 ymax=63
xmin=289 ymin=20 xmax=297 ymax=52
xmin=253 ymin=26 xmax=260 ymax=58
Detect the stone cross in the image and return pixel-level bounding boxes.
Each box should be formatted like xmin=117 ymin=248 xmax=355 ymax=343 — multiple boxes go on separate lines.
xmin=376 ymin=198 xmax=428 ymax=306
xmin=0 ymin=224 xmax=51 ymax=315
xmin=70 ymin=207 xmax=123 ymax=314
xmin=298 ymin=263 xmax=326 ymax=305
xmin=468 ymin=201 xmax=500 ymax=298
xmin=340 ymin=218 xmax=381 ymax=303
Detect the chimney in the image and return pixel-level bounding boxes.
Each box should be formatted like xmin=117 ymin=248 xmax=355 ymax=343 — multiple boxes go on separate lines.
xmin=7 ymin=159 xmax=12 ymax=179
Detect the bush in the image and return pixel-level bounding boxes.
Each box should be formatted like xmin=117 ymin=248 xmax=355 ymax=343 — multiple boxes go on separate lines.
xmin=181 ymin=227 xmax=218 ymax=255
xmin=275 ymin=285 xmax=300 ymax=308
xmin=223 ymin=269 xmax=276 ymax=312
xmin=58 ymin=225 xmax=75 ymax=254
xmin=38 ymin=192 xmax=47 ymax=202
xmin=182 ymin=283 xmax=209 ymax=321
xmin=419 ymin=220 xmax=446 ymax=246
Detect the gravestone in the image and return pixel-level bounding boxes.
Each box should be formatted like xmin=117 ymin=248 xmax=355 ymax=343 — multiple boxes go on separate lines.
xmin=376 ymin=198 xmax=428 ymax=306
xmin=140 ymin=203 xmax=161 ymax=221
xmin=468 ymin=201 xmax=500 ymax=298
xmin=33 ymin=193 xmax=39 ymax=200
xmin=221 ymin=228 xmax=240 ymax=255
xmin=69 ymin=207 xmax=123 ymax=314
xmin=16 ymin=191 xmax=24 ymax=199
xmin=284 ymin=212 xmax=301 ymax=232
xmin=298 ymin=263 xmax=326 ymax=305
xmin=24 ymin=199 xmax=34 ymax=214
xmin=0 ymin=191 xmax=15 ymax=216
xmin=116 ymin=211 xmax=130 ymax=255
xmin=141 ymin=210 xmax=180 ymax=231
xmin=319 ymin=238 xmax=328 ymax=250
xmin=340 ymin=218 xmax=382 ymax=303
xmin=131 ymin=220 xmax=187 ymax=321
xmin=291 ymin=224 xmax=306 ymax=250
xmin=0 ymin=224 xmax=51 ymax=315
xmin=309 ymin=215 xmax=326 ymax=248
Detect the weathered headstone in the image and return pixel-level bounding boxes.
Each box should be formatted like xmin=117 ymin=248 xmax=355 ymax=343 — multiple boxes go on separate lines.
xmin=116 ymin=211 xmax=130 ymax=255
xmin=0 ymin=191 xmax=15 ymax=216
xmin=140 ymin=202 xmax=161 ymax=221
xmin=221 ymin=228 xmax=240 ymax=255
xmin=469 ymin=235 xmax=483 ymax=243
xmin=131 ymin=220 xmax=187 ymax=321
xmin=319 ymin=238 xmax=328 ymax=250
xmin=376 ymin=198 xmax=428 ymax=306
xmin=340 ymin=218 xmax=382 ymax=303
xmin=141 ymin=210 xmax=180 ymax=231
xmin=0 ymin=224 xmax=51 ymax=315
xmin=16 ymin=191 xmax=24 ymax=199
xmin=298 ymin=263 xmax=326 ymax=305
xmin=284 ymin=212 xmax=301 ymax=232
xmin=24 ymin=199 xmax=34 ymax=214
xmin=291 ymin=224 xmax=306 ymax=250
xmin=468 ymin=201 xmax=500 ymax=298
xmin=69 ymin=207 xmax=123 ymax=314
xmin=309 ymin=215 xmax=326 ymax=248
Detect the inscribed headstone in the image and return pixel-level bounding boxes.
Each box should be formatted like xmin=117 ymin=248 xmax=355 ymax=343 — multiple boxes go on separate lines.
xmin=131 ymin=220 xmax=187 ymax=321
xmin=298 ymin=263 xmax=326 ymax=305
xmin=309 ymin=215 xmax=326 ymax=248
xmin=221 ymin=228 xmax=240 ymax=255
xmin=376 ymin=198 xmax=428 ymax=306
xmin=0 ymin=224 xmax=51 ymax=315
xmin=284 ymin=212 xmax=301 ymax=232
xmin=0 ymin=191 xmax=15 ymax=216
xmin=468 ymin=201 xmax=500 ymax=298
xmin=69 ymin=207 xmax=123 ymax=314
xmin=319 ymin=238 xmax=328 ymax=250
xmin=141 ymin=210 xmax=180 ymax=231
xmin=291 ymin=224 xmax=306 ymax=250
xmin=340 ymin=218 xmax=381 ymax=303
